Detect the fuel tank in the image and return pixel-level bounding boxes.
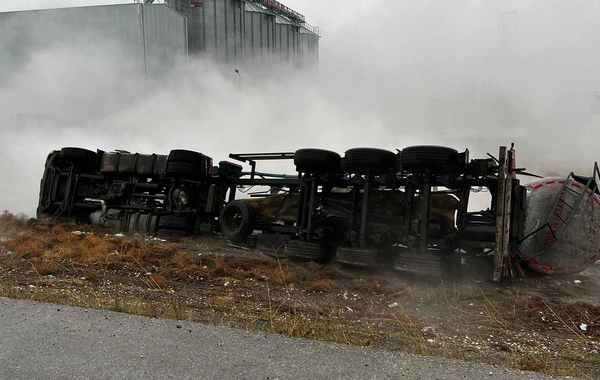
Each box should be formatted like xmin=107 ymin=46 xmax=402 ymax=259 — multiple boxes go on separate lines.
xmin=518 ymin=177 xmax=600 ymax=274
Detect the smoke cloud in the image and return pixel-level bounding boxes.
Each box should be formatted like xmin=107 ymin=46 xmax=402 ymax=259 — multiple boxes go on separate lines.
xmin=1 ymin=0 xmax=599 ymax=216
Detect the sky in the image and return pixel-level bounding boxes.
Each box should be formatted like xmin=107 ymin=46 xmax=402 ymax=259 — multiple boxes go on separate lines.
xmin=1 ymin=0 xmax=600 ymax=216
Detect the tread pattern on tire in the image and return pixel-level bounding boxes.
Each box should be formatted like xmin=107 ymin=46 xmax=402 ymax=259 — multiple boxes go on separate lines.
xmin=400 ymin=145 xmax=459 ymax=174
xmin=284 ymin=239 xmax=332 ymax=261
xmin=336 ymin=246 xmax=384 ymax=268
xmin=394 ymin=252 xmax=451 ymax=276
xmin=157 ymin=228 xmax=191 ymax=241
xmin=60 ymin=147 xmax=97 ymax=160
xmin=343 ymin=148 xmax=396 ymax=173
xmin=294 ymin=148 xmax=341 ymax=174
xmin=168 ymin=150 xmax=204 ymax=164
xmin=158 ymin=215 xmax=195 ymax=230
xmin=166 ymin=162 xmax=199 ymax=178
xmin=60 ymin=148 xmax=97 ymax=171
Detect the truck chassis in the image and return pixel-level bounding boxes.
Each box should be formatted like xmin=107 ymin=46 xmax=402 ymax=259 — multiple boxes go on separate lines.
xmin=36 ymin=145 xmax=599 ymax=281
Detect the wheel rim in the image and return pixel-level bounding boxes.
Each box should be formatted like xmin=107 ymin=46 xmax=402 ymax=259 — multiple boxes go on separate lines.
xmin=223 ymin=207 xmax=243 ymax=232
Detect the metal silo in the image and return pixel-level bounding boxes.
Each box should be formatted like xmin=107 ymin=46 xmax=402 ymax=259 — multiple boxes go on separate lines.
xmin=298 ymin=24 xmax=319 ymax=69
xmin=164 ymin=0 xmax=190 ymax=14
xmin=0 ymin=4 xmax=187 ymax=79
xmin=171 ymin=0 xmax=244 ymax=65
xmin=274 ymin=14 xmax=299 ymax=67
xmin=143 ymin=5 xmax=188 ymax=76
xmin=243 ymin=2 xmax=276 ymax=67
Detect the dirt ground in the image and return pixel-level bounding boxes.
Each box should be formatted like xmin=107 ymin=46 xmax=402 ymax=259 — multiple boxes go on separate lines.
xmin=1 ymin=211 xmax=599 ymax=379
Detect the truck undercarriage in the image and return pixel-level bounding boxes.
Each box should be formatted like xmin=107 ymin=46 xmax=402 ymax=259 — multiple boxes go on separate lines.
xmin=36 ymin=144 xmax=600 ymax=281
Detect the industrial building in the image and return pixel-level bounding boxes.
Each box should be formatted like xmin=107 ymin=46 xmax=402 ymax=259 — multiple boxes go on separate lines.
xmin=163 ymin=0 xmax=320 ymax=68
xmin=0 ymin=0 xmax=320 ymax=78
xmin=0 ymin=4 xmax=188 ymax=79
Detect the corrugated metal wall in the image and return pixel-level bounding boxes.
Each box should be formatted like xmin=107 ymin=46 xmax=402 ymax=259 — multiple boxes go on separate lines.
xmin=0 ymin=4 xmax=145 ymax=80
xmin=0 ymin=1 xmax=318 ymax=77
xmin=275 ymin=15 xmax=299 ymax=67
xmin=243 ymin=2 xmax=276 ymax=67
xmin=185 ymin=0 xmax=244 ymax=65
xmin=0 ymin=4 xmax=187 ymax=78
xmin=166 ymin=0 xmax=318 ymax=69
xmin=143 ymin=5 xmax=188 ymax=76
xmin=299 ymin=27 xmax=319 ymax=69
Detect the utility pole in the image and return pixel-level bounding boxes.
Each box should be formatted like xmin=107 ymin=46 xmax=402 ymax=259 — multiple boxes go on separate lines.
xmin=234 ymin=69 xmax=242 ymax=93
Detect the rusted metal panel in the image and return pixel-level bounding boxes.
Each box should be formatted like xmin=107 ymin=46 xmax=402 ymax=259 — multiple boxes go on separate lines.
xmin=118 ymin=154 xmax=137 ymax=174
xmin=100 ymin=153 xmax=120 ymax=173
xmin=136 ymin=154 xmax=157 ymax=176
xmin=153 ymin=155 xmax=169 ymax=177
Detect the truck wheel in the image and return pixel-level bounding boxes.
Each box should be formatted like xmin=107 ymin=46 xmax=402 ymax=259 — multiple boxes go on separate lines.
xmin=294 ymin=148 xmax=341 ymax=174
xmin=343 ymin=148 xmax=396 ymax=174
xmin=168 ymin=149 xmax=204 ymax=164
xmin=219 ymin=200 xmax=255 ymax=244
xmin=284 ymin=239 xmax=332 ymax=261
xmin=336 ymin=246 xmax=384 ymax=268
xmin=400 ymin=145 xmax=458 ymax=174
xmin=158 ymin=215 xmax=195 ymax=230
xmin=166 ymin=162 xmax=199 ymax=179
xmin=394 ymin=252 xmax=452 ymax=277
xmin=157 ymin=228 xmax=191 ymax=241
xmin=60 ymin=147 xmax=97 ymax=170
xmin=60 ymin=147 xmax=97 ymax=161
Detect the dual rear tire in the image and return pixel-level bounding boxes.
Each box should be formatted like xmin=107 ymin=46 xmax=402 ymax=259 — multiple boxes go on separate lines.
xmin=166 ymin=149 xmax=206 ymax=179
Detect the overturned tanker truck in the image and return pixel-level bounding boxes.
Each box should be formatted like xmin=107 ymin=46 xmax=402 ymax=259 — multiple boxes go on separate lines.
xmin=36 ymin=145 xmax=600 ymax=282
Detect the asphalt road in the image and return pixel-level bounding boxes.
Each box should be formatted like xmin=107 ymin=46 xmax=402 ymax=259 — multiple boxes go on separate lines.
xmin=0 ymin=297 xmax=574 ymax=380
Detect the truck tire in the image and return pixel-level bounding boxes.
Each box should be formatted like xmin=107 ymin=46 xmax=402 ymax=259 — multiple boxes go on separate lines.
xmin=157 ymin=228 xmax=191 ymax=241
xmin=60 ymin=147 xmax=97 ymax=170
xmin=60 ymin=147 xmax=97 ymax=161
xmin=158 ymin=215 xmax=195 ymax=230
xmin=394 ymin=252 xmax=452 ymax=277
xmin=336 ymin=246 xmax=384 ymax=268
xmin=284 ymin=239 xmax=332 ymax=261
xmin=343 ymin=148 xmax=396 ymax=174
xmin=400 ymin=145 xmax=458 ymax=174
xmin=168 ymin=149 xmax=204 ymax=164
xmin=166 ymin=162 xmax=199 ymax=179
xmin=294 ymin=148 xmax=341 ymax=174
xmin=219 ymin=200 xmax=255 ymax=244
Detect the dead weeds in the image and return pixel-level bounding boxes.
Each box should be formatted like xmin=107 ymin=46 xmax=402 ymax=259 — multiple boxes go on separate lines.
xmin=306 ymin=279 xmax=337 ymax=293
xmin=1 ymin=217 xmax=599 ymax=379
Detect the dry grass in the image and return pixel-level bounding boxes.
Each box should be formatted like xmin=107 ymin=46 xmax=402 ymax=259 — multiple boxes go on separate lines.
xmin=30 ymin=257 xmax=60 ymax=276
xmin=391 ymin=305 xmax=428 ymax=355
xmin=146 ymin=274 xmax=171 ymax=290
xmin=0 ymin=281 xmax=191 ymax=321
xmin=350 ymin=277 xmax=381 ymax=293
xmin=2 ymin=218 xmax=600 ymax=379
xmin=562 ymin=354 xmax=600 ymax=366
xmin=560 ymin=302 xmax=600 ymax=339
xmin=515 ymin=352 xmax=550 ymax=372
xmin=481 ymin=289 xmax=511 ymax=328
xmin=0 ymin=210 xmax=31 ymax=232
xmin=0 ymin=221 xmax=272 ymax=286
xmin=514 ymin=352 xmax=594 ymax=379
xmin=306 ymin=279 xmax=337 ymax=293
xmin=270 ymin=263 xmax=297 ymax=286
xmin=307 ymin=260 xmax=321 ymax=272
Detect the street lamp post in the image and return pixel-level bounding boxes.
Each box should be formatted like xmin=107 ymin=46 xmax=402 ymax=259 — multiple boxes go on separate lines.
xmin=234 ymin=69 xmax=242 ymax=93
